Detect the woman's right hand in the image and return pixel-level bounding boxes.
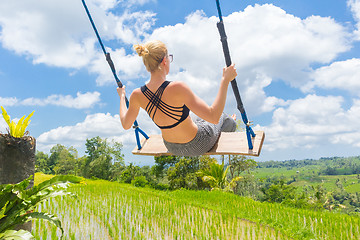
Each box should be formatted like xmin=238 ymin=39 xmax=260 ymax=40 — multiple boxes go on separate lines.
xmin=117 ymin=86 xmax=126 ymax=98
xmin=222 ymin=64 xmax=237 ymax=83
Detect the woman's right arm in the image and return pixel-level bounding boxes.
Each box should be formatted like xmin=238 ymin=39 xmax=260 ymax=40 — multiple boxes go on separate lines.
xmin=182 ymin=64 xmax=237 ymax=124
xmin=117 ymin=87 xmax=141 ymax=130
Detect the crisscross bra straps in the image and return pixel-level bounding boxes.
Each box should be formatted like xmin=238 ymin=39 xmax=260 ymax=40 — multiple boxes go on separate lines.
xmin=140 ymin=81 xmax=190 ymax=129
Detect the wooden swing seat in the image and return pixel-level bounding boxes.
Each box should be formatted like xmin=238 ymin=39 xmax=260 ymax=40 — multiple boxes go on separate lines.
xmin=132 ymin=131 xmax=265 ymax=157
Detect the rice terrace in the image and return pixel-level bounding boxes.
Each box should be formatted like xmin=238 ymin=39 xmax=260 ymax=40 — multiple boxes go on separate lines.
xmin=30 ymin=171 xmax=359 ymax=240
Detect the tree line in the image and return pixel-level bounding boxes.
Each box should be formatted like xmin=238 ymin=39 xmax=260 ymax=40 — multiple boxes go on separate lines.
xmin=258 ymin=156 xmax=360 ymax=175
xmin=36 ymin=136 xmax=124 ymax=180
xmin=35 ymin=136 xmax=257 ymax=191
xmin=35 ymin=136 xmax=360 ymax=216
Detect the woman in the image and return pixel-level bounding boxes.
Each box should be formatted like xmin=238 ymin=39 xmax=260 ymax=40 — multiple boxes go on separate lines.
xmin=117 ymin=40 xmax=237 ymax=156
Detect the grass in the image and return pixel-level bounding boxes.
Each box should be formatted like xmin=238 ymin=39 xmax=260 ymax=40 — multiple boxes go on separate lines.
xmin=346 ymin=182 xmax=360 ymax=193
xmin=33 ymin=172 xmax=55 ymax=186
xmin=253 ymin=165 xmax=322 ymax=179
xmin=32 ymin=180 xmax=288 ymax=239
xmin=32 ymin=173 xmax=360 ymax=240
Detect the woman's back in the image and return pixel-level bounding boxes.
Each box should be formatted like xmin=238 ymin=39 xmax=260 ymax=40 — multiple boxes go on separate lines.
xmin=134 ymin=80 xmax=198 ymax=143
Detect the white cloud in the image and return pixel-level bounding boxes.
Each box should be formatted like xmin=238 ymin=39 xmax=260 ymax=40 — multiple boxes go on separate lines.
xmin=303 ymin=58 xmax=360 ymax=95
xmin=112 ymin=10 xmax=156 ymax=45
xmin=91 ymin=0 xmax=118 ymax=10
xmin=263 ymin=94 xmax=360 ymax=152
xmin=243 ymin=72 xmax=288 ymax=114
xmin=330 ymin=99 xmax=360 ymax=146
xmin=0 ymin=0 xmax=155 ymax=69
xmin=0 ymin=2 xmax=351 ymax=95
xmin=36 ymin=110 xmax=158 ymax=153
xmin=224 ymin=4 xmax=350 ymax=88
xmin=0 ymin=97 xmax=18 ymax=107
xmin=0 ymin=0 xmax=95 ymax=68
xmin=348 ymin=0 xmax=360 ymax=40
xmin=121 ymin=5 xmax=349 ymax=117
xmin=89 ymin=49 xmax=145 ymax=86
xmin=0 ymin=92 xmax=101 ymax=109
xmin=0 ymin=118 xmax=7 ymax=134
xmin=127 ymin=0 xmax=155 ymax=6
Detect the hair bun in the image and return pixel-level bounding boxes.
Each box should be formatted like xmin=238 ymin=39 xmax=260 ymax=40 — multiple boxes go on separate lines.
xmin=134 ymin=44 xmax=149 ymax=57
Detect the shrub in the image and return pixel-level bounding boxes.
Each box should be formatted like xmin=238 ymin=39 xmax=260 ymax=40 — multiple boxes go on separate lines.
xmin=132 ymin=176 xmax=148 ymax=187
xmin=153 ymin=183 xmax=169 ymax=191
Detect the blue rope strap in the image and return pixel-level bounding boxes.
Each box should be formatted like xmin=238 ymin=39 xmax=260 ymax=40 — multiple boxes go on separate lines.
xmin=81 ymin=0 xmax=149 ymax=150
xmin=216 ymin=0 xmax=255 ymax=150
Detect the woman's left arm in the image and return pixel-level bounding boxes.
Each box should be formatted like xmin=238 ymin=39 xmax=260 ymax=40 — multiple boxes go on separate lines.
xmin=117 ymin=87 xmax=140 ymax=130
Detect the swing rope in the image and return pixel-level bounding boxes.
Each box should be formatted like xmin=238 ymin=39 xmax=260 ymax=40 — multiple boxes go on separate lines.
xmin=215 ymin=0 xmax=256 ymax=150
xmin=81 ymin=0 xmax=149 ymax=150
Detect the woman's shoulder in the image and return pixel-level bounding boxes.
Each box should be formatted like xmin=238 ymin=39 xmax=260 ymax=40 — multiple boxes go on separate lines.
xmin=128 ymin=87 xmax=145 ymax=107
xmin=129 ymin=87 xmax=143 ymax=99
xmin=167 ymin=81 xmax=194 ymax=101
xmin=168 ymin=81 xmax=190 ymax=91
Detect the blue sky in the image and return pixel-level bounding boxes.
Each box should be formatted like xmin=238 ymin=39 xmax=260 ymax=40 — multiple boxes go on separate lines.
xmin=1 ymin=0 xmax=360 ymax=165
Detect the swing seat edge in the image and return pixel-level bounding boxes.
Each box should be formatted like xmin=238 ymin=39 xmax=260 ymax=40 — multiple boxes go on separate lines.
xmin=132 ymin=131 xmax=265 ymax=157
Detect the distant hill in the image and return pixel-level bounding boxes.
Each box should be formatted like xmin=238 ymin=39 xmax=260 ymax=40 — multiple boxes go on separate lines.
xmin=253 ymin=156 xmax=360 ymax=193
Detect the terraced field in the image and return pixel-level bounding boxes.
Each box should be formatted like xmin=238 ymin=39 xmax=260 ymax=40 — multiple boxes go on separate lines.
xmin=32 ymin=173 xmax=360 ymax=239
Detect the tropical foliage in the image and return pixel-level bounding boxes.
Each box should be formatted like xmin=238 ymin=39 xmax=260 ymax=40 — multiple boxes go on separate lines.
xmin=1 ymin=106 xmax=34 ymax=138
xmin=0 ymin=175 xmax=81 ymax=239
xmin=166 ymin=155 xmax=217 ymax=190
xmin=200 ymin=162 xmax=243 ymax=192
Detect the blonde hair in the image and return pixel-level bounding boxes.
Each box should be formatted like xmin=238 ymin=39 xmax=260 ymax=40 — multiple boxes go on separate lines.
xmin=134 ymin=40 xmax=167 ymax=73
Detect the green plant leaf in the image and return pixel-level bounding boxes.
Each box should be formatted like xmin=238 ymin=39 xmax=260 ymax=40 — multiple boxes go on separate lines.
xmin=25 ymin=176 xmax=81 ymax=212
xmin=18 ymin=111 xmax=34 ymax=137
xmin=0 ymin=177 xmax=33 ymax=232
xmin=0 ymin=229 xmax=34 ymax=240
xmin=27 ymin=175 xmax=81 ymax=197
xmin=0 ymin=201 xmax=9 ymax=221
xmin=0 ymin=185 xmax=16 ymax=213
xmin=28 ymin=212 xmax=64 ymax=236
xmin=229 ymin=176 xmax=243 ymax=189
xmin=13 ymin=115 xmax=25 ymax=138
xmin=202 ymin=176 xmax=217 ymax=188
xmin=1 ymin=106 xmax=11 ymax=126
xmin=9 ymin=122 xmax=16 ymax=136
xmin=0 ymin=175 xmax=80 ymax=234
xmin=0 ymin=106 xmax=35 ymax=138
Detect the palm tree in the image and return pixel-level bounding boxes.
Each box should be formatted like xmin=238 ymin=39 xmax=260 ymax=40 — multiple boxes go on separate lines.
xmin=200 ymin=162 xmax=242 ymax=192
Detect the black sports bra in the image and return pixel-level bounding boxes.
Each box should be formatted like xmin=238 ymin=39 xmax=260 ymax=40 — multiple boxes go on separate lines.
xmin=141 ymin=81 xmax=190 ymax=129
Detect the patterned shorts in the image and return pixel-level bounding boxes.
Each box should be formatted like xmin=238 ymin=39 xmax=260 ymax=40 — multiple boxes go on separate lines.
xmin=163 ymin=113 xmax=236 ymax=156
